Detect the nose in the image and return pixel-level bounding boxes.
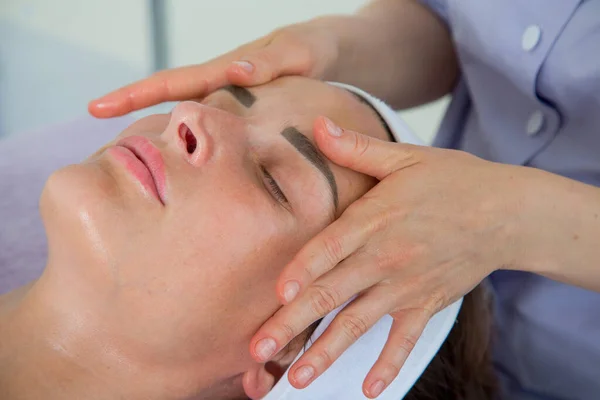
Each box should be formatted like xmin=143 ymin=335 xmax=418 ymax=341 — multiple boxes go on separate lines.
xmin=163 ymin=101 xmax=214 ymax=167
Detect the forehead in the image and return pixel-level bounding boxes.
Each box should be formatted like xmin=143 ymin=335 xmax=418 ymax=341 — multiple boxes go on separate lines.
xmin=205 ymin=76 xmax=389 ymax=143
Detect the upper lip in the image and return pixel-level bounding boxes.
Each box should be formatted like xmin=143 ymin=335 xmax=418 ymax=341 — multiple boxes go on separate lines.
xmin=116 ymin=136 xmax=167 ymax=204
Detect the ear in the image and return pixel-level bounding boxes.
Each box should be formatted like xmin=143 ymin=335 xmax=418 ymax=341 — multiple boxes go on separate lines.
xmin=242 ymin=361 xmax=286 ymax=400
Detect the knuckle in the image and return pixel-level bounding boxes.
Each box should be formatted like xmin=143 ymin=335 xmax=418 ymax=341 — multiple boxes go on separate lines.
xmin=425 ymin=289 xmax=448 ymax=314
xmin=274 ymin=26 xmax=305 ymax=50
xmin=372 ymin=249 xmax=396 ymax=273
xmin=308 ymin=284 xmax=341 ymax=317
xmin=347 ymin=196 xmax=397 ymax=235
xmin=371 ymin=208 xmax=392 ymax=233
xmin=340 ymin=198 xmax=366 ymax=221
xmin=352 ymin=132 xmax=372 ymax=161
xmin=395 ymin=244 xmax=422 ymax=267
xmin=368 ymin=244 xmax=419 ymax=275
xmin=321 ymin=235 xmax=345 ymax=266
xmin=279 ymin=320 xmax=298 ymax=343
xmin=343 ymin=198 xmax=385 ymax=236
xmin=252 ymin=50 xmax=275 ymax=68
xmin=396 ymin=333 xmax=419 ymax=357
xmin=313 ymin=347 xmax=335 ymax=369
xmin=337 ymin=314 xmax=370 ymax=342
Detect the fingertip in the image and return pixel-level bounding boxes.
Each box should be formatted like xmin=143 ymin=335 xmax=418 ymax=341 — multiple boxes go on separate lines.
xmin=313 ymin=116 xmax=330 ymax=137
xmin=233 ymin=60 xmax=255 ymax=73
xmin=252 ymin=336 xmax=278 ymax=363
xmin=363 ymin=379 xmax=386 ymax=399
xmin=276 ymin=261 xmax=304 ymax=305
xmin=87 ymin=101 xmax=99 ymax=117
xmin=281 ymin=280 xmax=300 ymax=304
xmin=288 ymin=363 xmax=316 ymax=389
xmin=313 ymin=116 xmax=347 ymax=158
xmin=87 ymin=99 xmax=118 ymax=118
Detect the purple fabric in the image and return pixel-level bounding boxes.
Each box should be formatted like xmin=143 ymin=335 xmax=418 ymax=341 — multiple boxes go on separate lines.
xmin=0 ymin=115 xmax=133 ymax=295
xmin=419 ymin=1 xmax=600 ymax=399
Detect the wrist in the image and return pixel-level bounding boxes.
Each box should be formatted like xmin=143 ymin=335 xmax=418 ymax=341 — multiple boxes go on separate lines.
xmin=301 ymin=14 xmax=362 ymax=83
xmin=329 ymin=0 xmax=458 ymax=107
xmin=503 ymin=166 xmax=600 ymax=289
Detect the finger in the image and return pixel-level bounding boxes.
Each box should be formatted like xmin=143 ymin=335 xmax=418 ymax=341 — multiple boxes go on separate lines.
xmin=362 ymin=308 xmax=431 ymax=399
xmin=275 ymin=196 xmax=385 ymax=305
xmin=88 ymin=62 xmax=231 ymax=118
xmin=286 ymin=285 xmax=396 ymax=389
xmin=89 ymin=31 xmax=313 ymax=118
xmin=314 ymin=116 xmax=423 ymax=180
xmin=250 ymin=250 xmax=383 ymax=363
xmin=227 ymin=33 xmax=313 ymax=86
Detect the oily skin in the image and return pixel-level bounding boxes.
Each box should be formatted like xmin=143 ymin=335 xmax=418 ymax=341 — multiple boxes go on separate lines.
xmin=0 ymin=77 xmax=389 ymax=399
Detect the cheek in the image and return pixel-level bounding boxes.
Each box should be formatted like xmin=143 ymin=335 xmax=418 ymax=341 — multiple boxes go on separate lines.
xmin=161 ymin=174 xmax=295 ymax=294
xmin=139 ymin=179 xmax=303 ymax=345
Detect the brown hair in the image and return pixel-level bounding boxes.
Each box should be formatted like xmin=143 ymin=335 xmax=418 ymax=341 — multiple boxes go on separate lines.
xmin=405 ymin=284 xmax=497 ymax=400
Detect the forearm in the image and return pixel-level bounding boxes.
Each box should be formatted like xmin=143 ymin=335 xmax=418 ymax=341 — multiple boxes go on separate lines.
xmin=515 ymin=168 xmax=600 ymax=292
xmin=317 ymin=0 xmax=458 ymax=108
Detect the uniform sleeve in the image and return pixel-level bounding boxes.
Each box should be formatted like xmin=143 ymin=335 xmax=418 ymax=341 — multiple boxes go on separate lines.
xmin=418 ymin=0 xmax=449 ymax=23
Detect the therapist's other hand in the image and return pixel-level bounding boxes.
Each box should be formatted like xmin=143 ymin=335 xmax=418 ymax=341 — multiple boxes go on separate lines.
xmin=88 ymin=18 xmax=341 ymax=118
xmin=250 ymin=117 xmax=531 ymax=398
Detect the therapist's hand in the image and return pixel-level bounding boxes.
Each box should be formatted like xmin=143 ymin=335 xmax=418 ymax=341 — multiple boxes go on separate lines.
xmin=250 ymin=117 xmax=534 ymax=398
xmin=88 ymin=18 xmax=341 ymax=118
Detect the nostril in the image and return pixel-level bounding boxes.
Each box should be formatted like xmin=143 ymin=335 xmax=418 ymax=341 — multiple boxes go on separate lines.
xmin=179 ymin=123 xmax=197 ymax=154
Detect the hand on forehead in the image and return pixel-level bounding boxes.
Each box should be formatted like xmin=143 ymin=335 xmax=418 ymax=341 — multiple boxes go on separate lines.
xmin=210 ymin=76 xmax=390 ymax=209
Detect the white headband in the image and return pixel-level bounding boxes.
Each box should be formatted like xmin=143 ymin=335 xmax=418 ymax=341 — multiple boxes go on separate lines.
xmin=263 ymin=83 xmax=463 ymax=400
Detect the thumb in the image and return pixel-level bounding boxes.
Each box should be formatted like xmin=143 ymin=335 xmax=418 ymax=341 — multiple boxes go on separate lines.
xmin=314 ymin=117 xmax=422 ymax=180
xmin=226 ymin=35 xmax=313 ymax=86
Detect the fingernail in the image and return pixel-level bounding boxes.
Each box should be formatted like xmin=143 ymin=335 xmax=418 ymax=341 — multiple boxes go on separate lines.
xmin=283 ymin=281 xmax=300 ymax=303
xmin=232 ymin=60 xmax=254 ymax=73
xmin=92 ymin=100 xmax=112 ymax=109
xmin=294 ymin=365 xmax=315 ymax=386
xmin=324 ymin=117 xmax=343 ymax=137
xmin=369 ymin=380 xmax=385 ymax=398
xmin=255 ymin=338 xmax=277 ymax=361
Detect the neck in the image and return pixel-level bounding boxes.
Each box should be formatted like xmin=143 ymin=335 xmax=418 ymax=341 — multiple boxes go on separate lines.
xmin=0 ymin=277 xmax=118 ymax=400
xmin=0 ymin=269 xmax=249 ymax=400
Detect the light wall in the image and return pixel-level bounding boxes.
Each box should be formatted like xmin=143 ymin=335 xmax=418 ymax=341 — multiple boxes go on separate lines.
xmin=0 ymin=0 xmax=152 ymax=135
xmin=0 ymin=0 xmax=448 ymax=143
xmin=165 ymin=0 xmax=450 ymax=144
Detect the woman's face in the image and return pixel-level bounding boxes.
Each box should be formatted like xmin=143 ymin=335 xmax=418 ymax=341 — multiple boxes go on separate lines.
xmin=39 ymin=77 xmax=390 ymax=393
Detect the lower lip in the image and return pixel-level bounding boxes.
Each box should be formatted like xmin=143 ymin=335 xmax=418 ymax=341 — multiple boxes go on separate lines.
xmin=107 ymin=146 xmax=163 ymax=204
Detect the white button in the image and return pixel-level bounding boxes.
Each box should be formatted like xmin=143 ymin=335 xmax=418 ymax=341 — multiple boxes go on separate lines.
xmin=522 ymin=25 xmax=542 ymax=52
xmin=526 ymin=111 xmax=545 ymax=136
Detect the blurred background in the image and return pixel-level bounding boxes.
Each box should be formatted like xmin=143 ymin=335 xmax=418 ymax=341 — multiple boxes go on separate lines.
xmin=0 ymin=0 xmax=449 ymax=142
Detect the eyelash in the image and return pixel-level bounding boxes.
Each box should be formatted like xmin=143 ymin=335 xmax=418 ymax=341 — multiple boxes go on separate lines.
xmin=261 ymin=166 xmax=289 ymax=205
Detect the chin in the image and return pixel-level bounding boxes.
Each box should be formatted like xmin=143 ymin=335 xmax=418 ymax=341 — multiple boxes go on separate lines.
xmin=40 ymin=162 xmax=125 ymax=264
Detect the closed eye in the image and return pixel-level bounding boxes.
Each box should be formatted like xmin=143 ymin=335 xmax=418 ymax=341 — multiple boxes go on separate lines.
xmin=261 ymin=166 xmax=289 ymax=206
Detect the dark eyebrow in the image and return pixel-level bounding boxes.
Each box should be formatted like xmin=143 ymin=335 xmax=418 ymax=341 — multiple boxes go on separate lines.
xmin=219 ymin=85 xmax=256 ymax=108
xmin=281 ymin=127 xmax=339 ymax=213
